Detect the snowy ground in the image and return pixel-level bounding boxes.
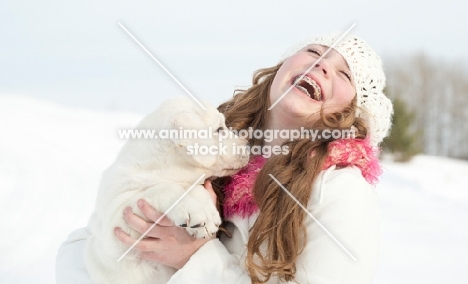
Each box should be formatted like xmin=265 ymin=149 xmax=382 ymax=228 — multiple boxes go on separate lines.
xmin=1 ymin=95 xmax=467 ymax=283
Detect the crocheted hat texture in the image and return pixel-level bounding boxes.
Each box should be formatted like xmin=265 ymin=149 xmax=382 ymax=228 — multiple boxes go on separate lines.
xmin=282 ymin=34 xmax=393 ymax=146
xmin=223 ymin=139 xmax=382 ymax=219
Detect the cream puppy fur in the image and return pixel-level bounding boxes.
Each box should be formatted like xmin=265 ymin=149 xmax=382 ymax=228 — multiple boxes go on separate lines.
xmin=85 ymin=97 xmax=249 ymax=284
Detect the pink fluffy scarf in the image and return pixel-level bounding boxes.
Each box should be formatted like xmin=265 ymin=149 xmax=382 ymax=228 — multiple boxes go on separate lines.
xmin=223 ymin=138 xmax=382 ymax=218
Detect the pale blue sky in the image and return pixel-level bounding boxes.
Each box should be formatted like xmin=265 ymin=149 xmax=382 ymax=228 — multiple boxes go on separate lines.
xmin=1 ymin=0 xmax=466 ymax=113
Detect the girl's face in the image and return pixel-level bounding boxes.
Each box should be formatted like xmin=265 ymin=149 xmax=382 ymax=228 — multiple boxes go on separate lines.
xmin=268 ymin=44 xmax=356 ymax=129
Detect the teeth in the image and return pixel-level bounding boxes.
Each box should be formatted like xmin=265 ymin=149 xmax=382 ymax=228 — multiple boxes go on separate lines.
xmin=294 ymin=75 xmax=322 ymax=101
xmin=295 ymin=85 xmax=310 ymax=97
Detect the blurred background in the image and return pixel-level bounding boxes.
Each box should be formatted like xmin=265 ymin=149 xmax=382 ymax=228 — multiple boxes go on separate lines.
xmin=1 ymin=0 xmax=467 ymax=283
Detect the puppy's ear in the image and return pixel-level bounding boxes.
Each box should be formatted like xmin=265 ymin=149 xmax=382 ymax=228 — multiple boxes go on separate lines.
xmin=172 ymin=134 xmax=190 ymax=148
xmin=171 ymin=111 xmax=205 ymax=147
xmin=170 ymin=111 xmax=217 ymax=168
xmin=173 ymin=139 xmax=188 ymax=148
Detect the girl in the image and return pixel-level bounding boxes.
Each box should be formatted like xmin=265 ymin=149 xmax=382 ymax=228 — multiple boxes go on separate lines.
xmin=56 ymin=33 xmax=393 ymax=283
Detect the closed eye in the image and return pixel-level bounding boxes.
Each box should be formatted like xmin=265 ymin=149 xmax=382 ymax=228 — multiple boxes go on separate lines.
xmin=307 ymin=48 xmax=322 ymax=56
xmin=341 ymin=70 xmax=352 ymax=82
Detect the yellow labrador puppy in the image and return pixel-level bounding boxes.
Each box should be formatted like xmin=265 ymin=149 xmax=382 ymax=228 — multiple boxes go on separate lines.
xmin=85 ymin=97 xmax=249 ymax=283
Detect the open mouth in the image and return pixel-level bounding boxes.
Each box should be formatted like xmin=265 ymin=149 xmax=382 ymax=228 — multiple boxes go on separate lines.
xmin=292 ymin=75 xmax=322 ymax=101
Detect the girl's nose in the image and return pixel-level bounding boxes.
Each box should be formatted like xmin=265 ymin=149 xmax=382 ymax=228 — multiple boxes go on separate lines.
xmin=315 ymin=63 xmax=328 ymax=75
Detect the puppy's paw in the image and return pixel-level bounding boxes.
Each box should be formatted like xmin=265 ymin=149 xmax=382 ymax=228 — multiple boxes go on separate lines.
xmin=168 ymin=193 xmax=221 ymax=238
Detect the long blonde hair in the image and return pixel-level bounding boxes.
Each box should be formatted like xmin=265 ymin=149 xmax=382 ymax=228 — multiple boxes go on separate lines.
xmin=214 ymin=63 xmax=368 ymax=283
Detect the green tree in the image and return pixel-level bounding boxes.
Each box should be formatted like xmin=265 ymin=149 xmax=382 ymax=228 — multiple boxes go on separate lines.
xmin=382 ymin=97 xmax=422 ymax=162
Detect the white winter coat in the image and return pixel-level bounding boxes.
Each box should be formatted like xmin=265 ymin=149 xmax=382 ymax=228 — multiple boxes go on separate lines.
xmin=56 ymin=166 xmax=381 ymax=284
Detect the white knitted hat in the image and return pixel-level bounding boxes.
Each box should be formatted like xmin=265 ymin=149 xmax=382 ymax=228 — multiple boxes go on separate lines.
xmin=282 ymin=33 xmax=393 ymax=146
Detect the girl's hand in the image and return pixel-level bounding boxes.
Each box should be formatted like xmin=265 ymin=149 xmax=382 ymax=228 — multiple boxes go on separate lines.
xmin=115 ymin=180 xmax=217 ymax=269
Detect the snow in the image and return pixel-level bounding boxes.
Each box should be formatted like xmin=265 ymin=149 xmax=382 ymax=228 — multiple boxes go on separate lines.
xmin=1 ymin=95 xmax=467 ymax=283
xmin=375 ymin=157 xmax=468 ymax=283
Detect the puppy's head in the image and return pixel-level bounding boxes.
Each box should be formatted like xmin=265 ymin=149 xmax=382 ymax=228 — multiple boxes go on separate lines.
xmin=168 ymin=98 xmax=249 ymax=178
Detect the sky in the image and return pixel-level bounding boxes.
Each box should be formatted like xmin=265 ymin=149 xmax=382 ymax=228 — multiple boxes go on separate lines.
xmin=1 ymin=0 xmax=467 ymax=114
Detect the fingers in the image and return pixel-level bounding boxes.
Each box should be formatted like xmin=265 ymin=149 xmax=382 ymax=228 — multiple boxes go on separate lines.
xmin=114 ymin=227 xmax=161 ymax=252
xmin=137 ymin=199 xmax=174 ymax=227
xmin=123 ymin=207 xmax=156 ymax=237
xmin=203 ymin=180 xmax=217 ymax=204
xmin=203 ymin=179 xmax=213 ymax=190
xmin=122 ymin=198 xmax=175 ymax=239
xmin=123 ymin=204 xmax=175 ymax=238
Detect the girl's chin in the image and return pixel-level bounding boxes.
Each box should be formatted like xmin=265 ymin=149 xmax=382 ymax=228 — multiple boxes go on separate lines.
xmin=297 ymin=94 xmax=320 ymax=105
xmin=276 ymin=101 xmax=321 ymax=119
